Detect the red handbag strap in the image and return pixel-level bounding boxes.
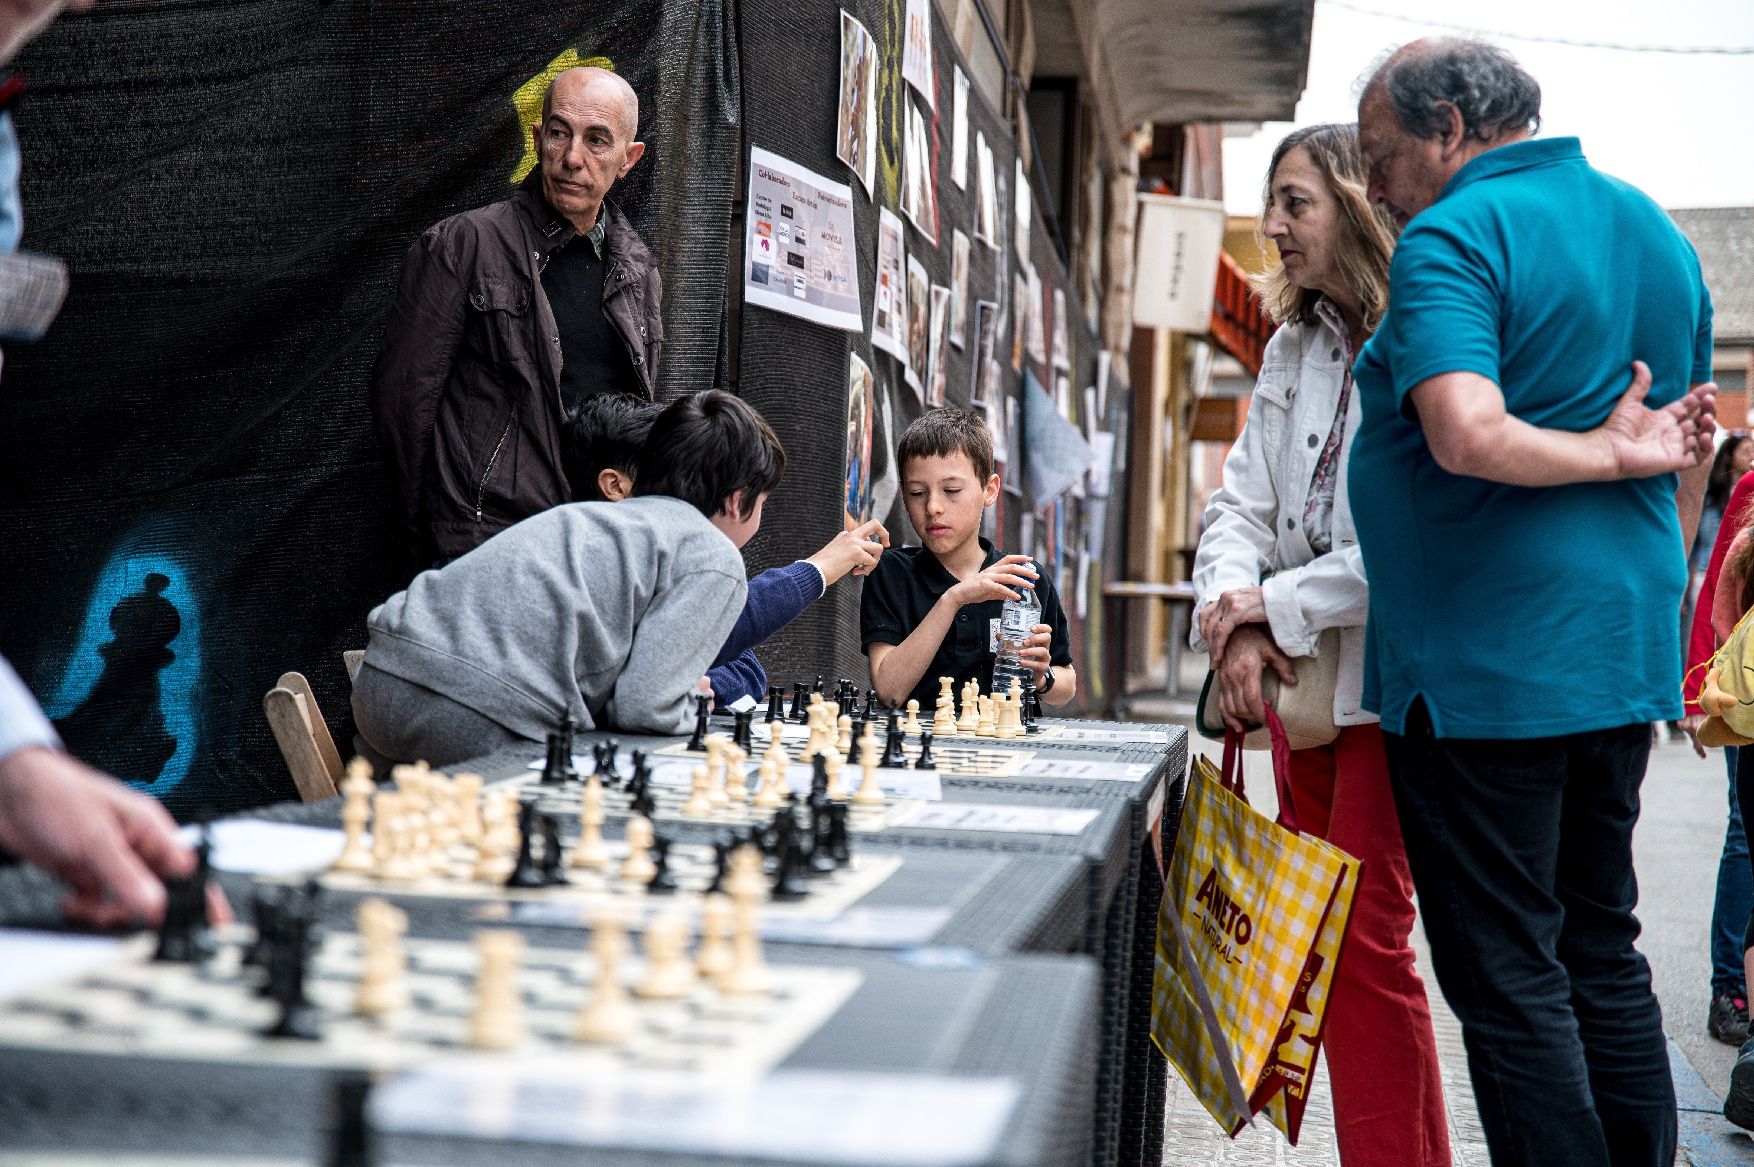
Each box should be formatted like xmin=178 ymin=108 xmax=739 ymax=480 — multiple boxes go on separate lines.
xmin=1262 ymin=703 xmax=1302 ymax=834
xmin=1219 ymin=729 xmax=1248 ymax=801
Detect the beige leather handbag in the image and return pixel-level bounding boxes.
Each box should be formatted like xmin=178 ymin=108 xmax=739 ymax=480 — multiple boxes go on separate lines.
xmin=1195 ymin=626 xmax=1342 ymax=751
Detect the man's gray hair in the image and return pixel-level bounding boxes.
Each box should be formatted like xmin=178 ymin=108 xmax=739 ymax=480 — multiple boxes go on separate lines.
xmin=1363 ymin=38 xmax=1541 ymax=142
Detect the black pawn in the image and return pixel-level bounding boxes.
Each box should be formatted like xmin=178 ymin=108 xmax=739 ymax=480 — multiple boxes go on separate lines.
xmin=915 ymin=729 xmax=937 ymax=770
xmin=538 ymin=813 xmax=569 ymax=886
xmin=506 ymin=799 xmax=548 ymax=888
xmin=685 ymin=692 xmax=711 ymax=751
xmin=155 ymin=825 xmax=215 ymax=963
xmin=827 ymin=802 xmax=852 ymax=866
xmin=765 ymin=685 xmax=785 ymax=723
xmin=647 ymin=837 xmax=677 ymax=895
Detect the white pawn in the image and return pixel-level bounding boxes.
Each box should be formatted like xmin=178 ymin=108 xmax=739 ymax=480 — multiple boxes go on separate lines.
xmin=681 ymin=765 xmax=714 ymax=817
xmin=853 ymin=725 xmax=886 ymax=808
xmin=468 ymin=930 xmax=526 ymax=1050
xmin=333 ymin=758 xmax=376 ymax=873
xmin=837 ymin=714 xmax=853 ymax=756
xmin=474 ymin=790 xmax=517 ymax=882
xmin=452 ymin=772 xmax=484 ymax=846
xmin=723 ymin=746 xmax=749 ymax=804
xmin=824 ymin=750 xmax=849 ymax=801
xmin=575 ymin=915 xmax=639 ymax=1044
xmin=704 ymin=737 xmax=731 ymax=808
xmin=725 ymin=843 xmax=767 ymax=902
xmin=753 ymin=757 xmax=785 ymax=810
xmin=717 ymin=881 xmax=774 ymax=997
xmin=902 ymin=699 xmax=924 ymax=735
xmin=620 ymin=816 xmax=657 ymax=883
xmin=569 ymin=774 xmax=611 ymax=870
xmin=635 ymin=910 xmax=698 ymax=999
xmin=355 ymin=897 xmax=410 ymax=1016
xmin=696 ymin=893 xmax=736 ymax=979
xmin=957 ymin=681 xmax=981 ymax=732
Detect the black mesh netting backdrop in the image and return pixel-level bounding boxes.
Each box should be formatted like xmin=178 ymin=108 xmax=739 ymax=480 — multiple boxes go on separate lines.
xmin=0 ymin=0 xmax=738 ymax=817
xmin=737 ymin=0 xmax=1122 ymax=705
xmin=0 ymin=0 xmax=1122 ymax=819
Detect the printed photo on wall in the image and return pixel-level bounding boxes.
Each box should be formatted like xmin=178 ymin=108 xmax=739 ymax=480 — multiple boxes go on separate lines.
xmin=949 ymin=230 xmax=970 ymax=349
xmin=902 ymin=0 xmax=935 ymax=109
xmin=846 ymin=352 xmax=875 ymax=526
xmin=902 ymin=100 xmax=938 ymax=245
xmin=974 ymin=132 xmax=999 ymax=248
xmin=1026 ymin=266 xmax=1047 ymax=367
xmin=1013 ymin=156 xmax=1031 ymax=267
xmin=1010 ymin=271 xmax=1028 ymax=372
xmin=970 ymin=299 xmax=998 ymax=405
xmin=905 ymin=254 xmax=930 ymax=401
xmin=836 ymin=10 xmax=878 ymax=197
xmin=951 ymin=67 xmax=968 ymax=190
xmin=872 ymin=208 xmax=908 ymax=364
xmin=926 ymin=284 xmax=952 ymax=406
xmin=744 ymin=147 xmax=863 ymax=332
xmin=1051 ymin=286 xmax=1071 ymax=371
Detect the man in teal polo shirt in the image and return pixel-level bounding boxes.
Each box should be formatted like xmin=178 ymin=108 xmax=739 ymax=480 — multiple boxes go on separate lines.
xmin=1350 ymin=38 xmax=1717 ymax=1167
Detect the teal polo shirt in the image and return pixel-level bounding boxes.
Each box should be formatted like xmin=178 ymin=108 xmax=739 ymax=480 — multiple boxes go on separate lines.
xmin=1349 ymin=137 xmax=1714 ymax=739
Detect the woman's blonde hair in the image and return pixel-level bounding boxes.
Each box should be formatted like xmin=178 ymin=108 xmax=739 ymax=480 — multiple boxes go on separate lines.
xmin=1249 ymin=123 xmax=1398 ymax=331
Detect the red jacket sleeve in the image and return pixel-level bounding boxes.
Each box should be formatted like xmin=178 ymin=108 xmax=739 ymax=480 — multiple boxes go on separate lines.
xmin=1685 ymin=471 xmax=1754 ymax=710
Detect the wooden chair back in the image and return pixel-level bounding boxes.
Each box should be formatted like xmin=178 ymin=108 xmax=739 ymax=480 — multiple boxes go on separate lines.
xmin=263 ymin=670 xmax=343 ymax=802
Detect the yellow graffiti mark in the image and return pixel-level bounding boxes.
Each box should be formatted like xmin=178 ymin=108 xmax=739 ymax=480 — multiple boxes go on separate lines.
xmin=509 ymin=49 xmax=617 ymax=184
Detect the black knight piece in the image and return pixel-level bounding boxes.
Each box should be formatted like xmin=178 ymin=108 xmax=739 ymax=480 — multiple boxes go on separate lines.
xmin=915 ymin=729 xmax=937 ymax=770
xmin=154 ymin=824 xmax=216 ymax=963
xmin=685 ymin=692 xmax=711 ymax=752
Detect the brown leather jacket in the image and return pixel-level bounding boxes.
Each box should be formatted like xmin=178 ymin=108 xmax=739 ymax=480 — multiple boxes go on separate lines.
xmin=371 ymin=174 xmax=662 ymax=564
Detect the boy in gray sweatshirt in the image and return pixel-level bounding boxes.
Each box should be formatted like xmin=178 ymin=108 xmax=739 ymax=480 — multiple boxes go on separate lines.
xmin=352 ymin=391 xmax=786 ymax=768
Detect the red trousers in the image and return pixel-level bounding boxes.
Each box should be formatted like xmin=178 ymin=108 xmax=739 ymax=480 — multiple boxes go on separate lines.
xmin=1282 ymin=723 xmax=1451 ymax=1166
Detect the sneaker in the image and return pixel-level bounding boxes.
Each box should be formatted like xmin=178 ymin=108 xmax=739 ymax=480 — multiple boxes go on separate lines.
xmin=1727 ymin=1036 xmax=1754 ymax=1130
xmin=1710 ymin=993 xmax=1750 ymax=1045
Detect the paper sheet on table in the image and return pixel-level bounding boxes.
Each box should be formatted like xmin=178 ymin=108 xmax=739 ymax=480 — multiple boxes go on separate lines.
xmin=1052 ymin=725 xmax=1168 ymax=745
xmin=538 ymin=755 xmax=946 ymax=802
xmin=905 ymin=803 xmax=1100 ymax=835
xmin=1015 ymin=759 xmax=1157 ymax=783
xmin=0 ymin=929 xmax=123 ymax=998
xmin=176 ymin=820 xmax=347 ymax=874
xmin=373 ymin=1065 xmax=1019 ymax=1167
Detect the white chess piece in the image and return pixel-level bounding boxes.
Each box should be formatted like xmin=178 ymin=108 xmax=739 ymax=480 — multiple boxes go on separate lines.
xmin=696 ymin=893 xmax=736 ymax=979
xmin=452 ymin=773 xmax=484 ymax=846
xmin=975 ymin=695 xmax=997 ymax=737
xmin=569 ymin=774 xmax=611 ymax=870
xmin=575 ymin=916 xmax=639 ymax=1044
xmin=723 ymin=746 xmax=749 ymax=804
xmin=333 ymin=759 xmax=376 ymax=873
xmin=824 ymin=750 xmax=849 ymax=801
xmin=837 ymin=714 xmax=853 ymax=756
xmin=705 ymin=737 xmax=731 ymax=808
xmin=852 ymin=725 xmax=886 ymax=808
xmin=354 ymin=897 xmax=410 ymax=1016
xmin=635 ymin=910 xmax=698 ymax=999
xmin=474 ymin=790 xmax=518 ymax=882
xmin=681 ymin=765 xmax=714 ymax=817
xmin=957 ymin=681 xmax=981 ymax=732
xmin=716 ymin=879 xmax=774 ymax=996
xmin=620 ymin=816 xmax=658 ymax=882
xmin=902 ymin=700 xmax=924 ymax=735
xmin=753 ymin=757 xmax=785 ymax=810
xmin=468 ymin=930 xmax=526 ymax=1050
xmin=725 ymin=844 xmax=767 ymax=902
xmin=935 ymin=676 xmax=960 ymax=739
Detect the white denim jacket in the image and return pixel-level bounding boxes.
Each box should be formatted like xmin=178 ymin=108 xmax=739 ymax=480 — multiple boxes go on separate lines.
xmin=1190 ymin=308 xmax=1374 ymax=726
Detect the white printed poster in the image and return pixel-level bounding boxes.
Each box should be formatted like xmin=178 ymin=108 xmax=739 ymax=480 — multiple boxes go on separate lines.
xmin=974 ymin=132 xmax=998 ymax=248
xmin=872 ymin=207 xmax=908 ymax=362
xmin=835 ymin=11 xmax=879 ymax=196
xmin=902 ymin=0 xmax=935 ymax=109
xmin=951 ymin=67 xmax=968 ymax=189
xmin=744 ymin=147 xmax=863 ymax=332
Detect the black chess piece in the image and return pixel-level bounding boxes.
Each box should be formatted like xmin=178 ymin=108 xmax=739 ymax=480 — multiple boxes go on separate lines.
xmin=263 ymin=882 xmax=323 ymax=1041
xmin=810 ymin=752 xmax=829 ymax=799
xmin=540 ymin=729 xmax=572 ymax=787
xmin=243 ymin=885 xmax=280 ymax=971
xmin=559 ymin=713 xmax=579 ymax=775
xmin=506 ymin=799 xmax=548 ymax=888
xmin=879 ymin=711 xmax=908 ymax=769
xmin=154 ymin=824 xmax=215 ymax=963
xmin=705 ymin=837 xmax=732 ymax=895
xmin=1023 ymin=681 xmax=1045 ymax=729
xmin=685 ymin=692 xmax=711 ymax=751
xmin=733 ymin=709 xmax=754 ymax=752
xmin=838 ymin=679 xmax=858 ymax=714
xmin=789 ymin=682 xmax=809 ymax=723
xmin=594 ymin=738 xmax=621 ymax=785
xmin=770 ymin=832 xmax=811 ymax=901
xmin=863 ymin=688 xmax=880 ymax=721
xmin=630 ymin=771 xmax=657 ymax=819
xmin=812 ymin=674 xmax=827 ymax=696
xmin=324 ymin=1071 xmax=375 ymax=1167
xmin=53 ymin=572 xmax=182 ymax=785
xmin=765 ymin=685 xmax=785 ymax=723
xmin=915 ymin=729 xmax=937 ymax=770
xmin=807 ymin=801 xmax=838 ymax=875
xmin=827 ymin=802 xmax=852 ymax=866
xmin=647 ymin=836 xmax=678 ymax=894
xmin=538 ymin=812 xmax=569 ymax=886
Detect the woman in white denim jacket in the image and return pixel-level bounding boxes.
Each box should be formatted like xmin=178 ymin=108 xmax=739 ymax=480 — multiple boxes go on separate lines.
xmin=1189 ymin=124 xmax=1449 ymax=1166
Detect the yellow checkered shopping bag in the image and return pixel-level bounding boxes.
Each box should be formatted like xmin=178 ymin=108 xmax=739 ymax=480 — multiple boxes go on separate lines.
xmin=1151 ymin=705 xmax=1359 ymax=1143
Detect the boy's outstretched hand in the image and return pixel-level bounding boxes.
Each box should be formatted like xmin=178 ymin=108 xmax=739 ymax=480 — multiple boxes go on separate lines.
xmin=944 ymin=554 xmax=1038 ymax=608
xmin=808 ymin=519 xmax=891 ymax=585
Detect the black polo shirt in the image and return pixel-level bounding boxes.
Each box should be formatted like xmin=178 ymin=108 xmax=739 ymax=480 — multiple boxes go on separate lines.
xmin=540 ymin=217 xmax=641 ymax=416
xmin=860 ymin=537 xmax=1073 ymax=710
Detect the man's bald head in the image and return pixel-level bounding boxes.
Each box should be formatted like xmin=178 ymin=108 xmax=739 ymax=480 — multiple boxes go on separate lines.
xmin=541 ymin=66 xmax=639 ymax=141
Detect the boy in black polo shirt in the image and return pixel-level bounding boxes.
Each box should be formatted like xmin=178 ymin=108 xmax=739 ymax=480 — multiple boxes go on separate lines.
xmin=861 ymin=407 xmax=1076 ymax=711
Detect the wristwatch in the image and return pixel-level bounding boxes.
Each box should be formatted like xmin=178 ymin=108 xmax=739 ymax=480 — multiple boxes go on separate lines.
xmin=1038 ymin=667 xmax=1057 ymax=695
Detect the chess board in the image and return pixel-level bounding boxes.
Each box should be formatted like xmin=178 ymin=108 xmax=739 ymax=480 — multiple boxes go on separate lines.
xmin=0 ymin=930 xmax=862 ymax=1080
xmin=659 ymin=737 xmax=1035 ymax=780
xmin=301 ymin=841 xmax=904 ymax=925
xmin=506 ymin=765 xmax=928 ymax=833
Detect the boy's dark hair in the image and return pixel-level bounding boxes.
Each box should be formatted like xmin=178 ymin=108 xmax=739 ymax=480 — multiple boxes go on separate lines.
xmin=896 ymin=406 xmax=995 ymax=483
xmin=563 ymin=393 xmax=664 ymax=501
xmin=633 ymin=390 xmax=786 ymax=519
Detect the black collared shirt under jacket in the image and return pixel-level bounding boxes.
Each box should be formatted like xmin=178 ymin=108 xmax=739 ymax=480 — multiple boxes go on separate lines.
xmin=541 ymin=222 xmax=643 ymax=417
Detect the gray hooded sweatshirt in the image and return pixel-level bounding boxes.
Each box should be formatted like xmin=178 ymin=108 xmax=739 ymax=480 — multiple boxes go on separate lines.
xmin=362 ymin=496 xmax=747 ymax=740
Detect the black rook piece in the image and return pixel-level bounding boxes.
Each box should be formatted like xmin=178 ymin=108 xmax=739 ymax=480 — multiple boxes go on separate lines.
xmin=733 ymin=710 xmax=754 ymax=752
xmin=789 ymin=682 xmax=809 ymax=723
xmin=765 ymin=685 xmax=785 ymax=723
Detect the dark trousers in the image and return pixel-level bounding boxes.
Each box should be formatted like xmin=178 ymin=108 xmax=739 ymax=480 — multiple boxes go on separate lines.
xmin=1382 ymin=703 xmax=1676 ymax=1167
xmin=1711 ymin=746 xmax=1751 ymax=987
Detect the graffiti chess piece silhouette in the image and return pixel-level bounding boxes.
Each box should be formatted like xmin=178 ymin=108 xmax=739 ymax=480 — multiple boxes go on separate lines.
xmin=55 ymin=572 xmax=181 ymax=783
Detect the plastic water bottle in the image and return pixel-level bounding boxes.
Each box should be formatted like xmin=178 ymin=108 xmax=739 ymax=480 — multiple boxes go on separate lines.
xmin=991 ymin=563 xmax=1041 ymax=698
